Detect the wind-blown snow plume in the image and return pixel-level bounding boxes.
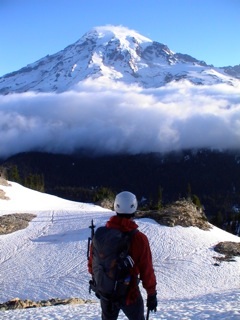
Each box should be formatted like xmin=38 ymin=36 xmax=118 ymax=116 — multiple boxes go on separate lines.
xmin=0 ymin=79 xmax=240 ymax=158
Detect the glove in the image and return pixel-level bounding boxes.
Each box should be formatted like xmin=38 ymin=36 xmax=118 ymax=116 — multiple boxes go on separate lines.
xmin=147 ymin=293 xmax=157 ymax=312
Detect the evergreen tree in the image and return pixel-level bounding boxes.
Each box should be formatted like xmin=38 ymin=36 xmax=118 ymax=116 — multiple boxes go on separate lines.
xmin=191 ymin=194 xmax=202 ymax=209
xmin=157 ymin=186 xmax=163 ymax=209
xmin=216 ymin=211 xmax=224 ymax=227
xmin=187 ymin=183 xmax=192 ymax=200
xmin=93 ymin=187 xmax=115 ymax=202
xmin=9 ymin=165 xmax=21 ymax=183
xmin=24 ymin=173 xmax=45 ymax=192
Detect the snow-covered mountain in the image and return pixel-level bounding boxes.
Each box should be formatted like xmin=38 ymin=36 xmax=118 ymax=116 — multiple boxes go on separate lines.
xmin=0 ymin=25 xmax=239 ymax=94
xmin=0 ymin=181 xmax=240 ymax=319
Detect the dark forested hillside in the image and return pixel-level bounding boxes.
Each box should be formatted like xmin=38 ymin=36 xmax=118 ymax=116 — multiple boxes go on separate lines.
xmin=1 ymin=149 xmax=240 ymax=234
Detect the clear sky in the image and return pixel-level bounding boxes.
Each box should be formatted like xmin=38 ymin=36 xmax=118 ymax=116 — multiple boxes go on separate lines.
xmin=0 ymin=0 xmax=239 ymax=77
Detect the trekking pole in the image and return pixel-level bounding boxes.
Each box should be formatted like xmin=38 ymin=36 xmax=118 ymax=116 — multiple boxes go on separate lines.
xmin=146 ymin=307 xmax=150 ymax=320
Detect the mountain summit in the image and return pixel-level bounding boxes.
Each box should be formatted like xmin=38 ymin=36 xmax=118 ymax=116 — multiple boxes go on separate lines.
xmin=0 ymin=25 xmax=239 ymax=94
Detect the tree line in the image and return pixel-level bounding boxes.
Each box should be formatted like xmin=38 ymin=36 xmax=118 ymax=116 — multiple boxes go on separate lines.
xmin=1 ymin=150 xmax=240 ymax=237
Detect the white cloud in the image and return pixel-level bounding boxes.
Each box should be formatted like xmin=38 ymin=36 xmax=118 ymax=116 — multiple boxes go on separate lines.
xmin=0 ymin=80 xmax=240 ymax=158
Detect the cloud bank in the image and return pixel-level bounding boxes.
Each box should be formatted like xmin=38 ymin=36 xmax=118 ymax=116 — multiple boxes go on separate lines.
xmin=0 ymin=79 xmax=240 ymax=159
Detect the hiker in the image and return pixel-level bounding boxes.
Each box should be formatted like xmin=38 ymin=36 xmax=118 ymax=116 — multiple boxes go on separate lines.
xmin=88 ymin=191 xmax=157 ymax=320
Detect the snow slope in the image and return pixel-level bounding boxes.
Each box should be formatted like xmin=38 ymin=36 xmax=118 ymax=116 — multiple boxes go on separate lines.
xmin=0 ymin=182 xmax=240 ymax=319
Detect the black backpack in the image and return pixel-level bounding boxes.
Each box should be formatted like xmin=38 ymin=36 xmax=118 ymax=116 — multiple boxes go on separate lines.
xmin=90 ymin=226 xmax=137 ymax=302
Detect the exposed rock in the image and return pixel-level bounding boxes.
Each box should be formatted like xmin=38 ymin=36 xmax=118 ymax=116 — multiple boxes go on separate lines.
xmin=0 ymin=189 xmax=9 ymax=200
xmin=0 ymin=178 xmax=10 ymax=200
xmin=214 ymin=241 xmax=240 ymax=257
xmin=137 ymin=200 xmax=211 ymax=230
xmin=0 ymin=177 xmax=10 ymax=186
xmin=0 ymin=213 xmax=36 ymax=235
xmin=213 ymin=241 xmax=240 ymax=265
xmin=95 ymin=198 xmax=114 ymax=210
xmin=0 ymin=297 xmax=95 ymax=311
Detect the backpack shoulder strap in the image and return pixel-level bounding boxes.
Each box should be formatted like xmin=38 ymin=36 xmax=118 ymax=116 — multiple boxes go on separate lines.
xmin=125 ymin=228 xmax=138 ymax=239
xmin=122 ymin=228 xmax=138 ymax=251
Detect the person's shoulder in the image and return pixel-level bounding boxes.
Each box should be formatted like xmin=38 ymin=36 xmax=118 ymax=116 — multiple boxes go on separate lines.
xmin=134 ymin=229 xmax=149 ymax=243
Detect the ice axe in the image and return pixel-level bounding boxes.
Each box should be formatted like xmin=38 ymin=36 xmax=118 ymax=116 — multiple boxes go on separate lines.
xmin=146 ymin=307 xmax=150 ymax=320
xmin=87 ymin=219 xmax=95 ymax=260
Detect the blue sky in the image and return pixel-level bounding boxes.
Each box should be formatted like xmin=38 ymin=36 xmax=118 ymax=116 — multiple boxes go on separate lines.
xmin=0 ymin=0 xmax=239 ymax=77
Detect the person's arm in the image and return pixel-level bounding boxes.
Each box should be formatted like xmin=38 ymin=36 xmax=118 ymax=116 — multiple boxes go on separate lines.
xmin=133 ymin=232 xmax=157 ymax=295
xmin=134 ymin=232 xmax=157 ymax=311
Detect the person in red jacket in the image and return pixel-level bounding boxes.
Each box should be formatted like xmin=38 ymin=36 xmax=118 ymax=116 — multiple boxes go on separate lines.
xmin=88 ymin=191 xmax=157 ymax=320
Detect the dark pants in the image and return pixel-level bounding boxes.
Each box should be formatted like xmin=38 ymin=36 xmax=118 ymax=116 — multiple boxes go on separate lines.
xmin=100 ymin=293 xmax=145 ymax=320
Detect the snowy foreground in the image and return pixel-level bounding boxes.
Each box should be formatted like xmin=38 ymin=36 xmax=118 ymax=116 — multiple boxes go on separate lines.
xmin=0 ymin=182 xmax=239 ymax=319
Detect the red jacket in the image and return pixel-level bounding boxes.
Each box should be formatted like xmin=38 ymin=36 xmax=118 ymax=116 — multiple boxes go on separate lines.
xmin=88 ymin=215 xmax=157 ymax=304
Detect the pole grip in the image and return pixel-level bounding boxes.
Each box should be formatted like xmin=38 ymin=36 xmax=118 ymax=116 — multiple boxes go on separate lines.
xmin=87 ymin=237 xmax=91 ymax=259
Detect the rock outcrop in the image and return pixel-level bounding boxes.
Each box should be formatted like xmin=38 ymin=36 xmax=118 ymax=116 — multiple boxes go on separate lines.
xmin=137 ymin=200 xmax=211 ymax=230
xmin=0 ymin=213 xmax=37 ymax=235
xmin=213 ymin=241 xmax=240 ymax=261
xmin=0 ymin=178 xmax=10 ymax=200
xmin=0 ymin=297 xmax=95 ymax=311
